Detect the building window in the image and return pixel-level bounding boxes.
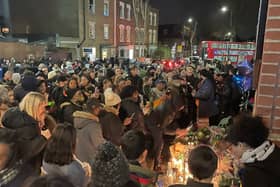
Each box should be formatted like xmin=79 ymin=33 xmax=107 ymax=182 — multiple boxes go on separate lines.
xmin=149 ymin=29 xmax=153 ymax=44
xmin=119 ymin=25 xmax=125 ymax=42
xmin=153 ymin=30 xmax=157 ymax=44
xmin=135 ymin=27 xmax=139 ymax=43
xmin=149 ymin=12 xmax=153 ymax=25
xmin=104 ymin=24 xmax=109 ymax=39
xmin=120 ymin=1 xmax=125 ymax=19
xmin=89 ymin=21 xmax=96 ymax=39
xmin=154 ymin=13 xmax=157 ymax=26
xmin=104 ymin=0 xmax=109 ymax=16
xmin=140 ymin=28 xmax=145 ymax=43
xmin=127 ymin=4 xmax=131 ymax=20
xmin=126 ymin=26 xmax=131 ymax=42
xmin=89 ymin=0 xmax=95 ymax=14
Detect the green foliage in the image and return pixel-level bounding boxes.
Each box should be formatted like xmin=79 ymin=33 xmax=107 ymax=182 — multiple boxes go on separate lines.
xmin=152 ymin=45 xmax=171 ymax=59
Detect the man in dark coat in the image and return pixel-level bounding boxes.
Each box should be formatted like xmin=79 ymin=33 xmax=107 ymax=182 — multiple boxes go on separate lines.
xmin=119 ymin=85 xmax=146 ymax=133
xmin=128 ymin=66 xmax=143 ymax=94
xmin=60 ymin=88 xmax=84 ymax=125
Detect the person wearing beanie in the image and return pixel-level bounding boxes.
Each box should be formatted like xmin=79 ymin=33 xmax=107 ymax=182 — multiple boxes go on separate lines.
xmin=14 ymin=73 xmax=38 ymax=102
xmin=91 ymin=142 xmax=140 ymax=187
xmin=100 ymin=90 xmax=132 ymax=146
xmin=59 ymin=88 xmax=84 ymax=125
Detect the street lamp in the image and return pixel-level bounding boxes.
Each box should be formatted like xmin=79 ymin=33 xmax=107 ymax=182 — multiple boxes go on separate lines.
xmin=221 ymin=6 xmax=228 ymax=13
xmin=188 ymin=18 xmax=193 ymax=23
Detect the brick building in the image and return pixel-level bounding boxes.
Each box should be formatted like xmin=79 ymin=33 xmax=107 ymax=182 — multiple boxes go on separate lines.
xmin=254 ymin=0 xmax=280 ymax=141
xmin=5 ymin=0 xmax=158 ymax=60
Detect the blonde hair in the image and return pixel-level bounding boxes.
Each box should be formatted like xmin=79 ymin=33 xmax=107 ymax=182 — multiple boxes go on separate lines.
xmin=19 ymin=92 xmax=46 ymax=121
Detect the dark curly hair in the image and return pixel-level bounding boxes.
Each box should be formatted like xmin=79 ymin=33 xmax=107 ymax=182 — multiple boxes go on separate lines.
xmin=226 ymin=113 xmax=269 ymax=148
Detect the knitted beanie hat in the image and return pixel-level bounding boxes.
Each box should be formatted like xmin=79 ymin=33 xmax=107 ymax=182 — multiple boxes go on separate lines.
xmin=91 ymin=142 xmax=130 ymax=187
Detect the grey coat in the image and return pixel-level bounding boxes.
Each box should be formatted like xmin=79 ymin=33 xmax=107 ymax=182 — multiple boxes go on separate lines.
xmin=74 ymin=111 xmax=105 ymax=163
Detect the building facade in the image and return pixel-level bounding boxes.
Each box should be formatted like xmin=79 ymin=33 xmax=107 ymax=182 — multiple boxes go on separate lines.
xmin=8 ymin=0 xmax=158 ymax=60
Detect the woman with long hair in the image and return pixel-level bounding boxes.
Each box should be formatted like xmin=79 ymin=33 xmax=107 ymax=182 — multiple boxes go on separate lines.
xmin=2 ymin=92 xmax=48 ymax=171
xmin=43 ymin=124 xmax=91 ymax=187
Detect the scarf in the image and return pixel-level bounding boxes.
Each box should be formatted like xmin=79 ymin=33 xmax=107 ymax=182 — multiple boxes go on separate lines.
xmin=241 ymin=141 xmax=275 ymax=164
xmin=0 ymin=161 xmax=22 ymax=186
xmin=104 ymin=106 xmax=119 ymax=116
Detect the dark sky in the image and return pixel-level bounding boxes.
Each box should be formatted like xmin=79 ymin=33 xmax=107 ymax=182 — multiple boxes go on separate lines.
xmin=150 ymin=0 xmax=261 ymax=40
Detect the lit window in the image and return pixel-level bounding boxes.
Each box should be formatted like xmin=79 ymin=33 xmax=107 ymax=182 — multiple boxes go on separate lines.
xmin=89 ymin=0 xmax=95 ymax=14
xmin=153 ymin=30 xmax=157 ymax=43
xmin=120 ymin=2 xmax=125 ymax=19
xmin=149 ymin=12 xmax=153 ymax=25
xmin=126 ymin=26 xmax=131 ymax=42
xmin=119 ymin=25 xmax=125 ymax=42
xmin=127 ymin=4 xmax=131 ymax=20
xmin=104 ymin=24 xmax=109 ymax=39
xmin=154 ymin=13 xmax=157 ymax=26
xmin=89 ymin=21 xmax=96 ymax=39
xmin=149 ymin=29 xmax=153 ymax=43
xmin=104 ymin=0 xmax=109 ymax=16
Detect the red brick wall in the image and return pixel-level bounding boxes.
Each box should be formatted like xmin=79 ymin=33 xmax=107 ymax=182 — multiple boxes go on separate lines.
xmin=0 ymin=42 xmax=45 ymax=60
xmin=254 ymin=0 xmax=280 ymax=141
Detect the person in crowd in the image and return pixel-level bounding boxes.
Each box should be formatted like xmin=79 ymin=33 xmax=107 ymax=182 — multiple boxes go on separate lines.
xmin=0 ymin=128 xmax=38 ymax=187
xmin=100 ymin=89 xmax=131 ymax=146
xmin=74 ymin=98 xmax=105 ymax=163
xmin=11 ymin=72 xmax=21 ymax=86
xmin=121 ymin=130 xmax=156 ymax=187
xmin=119 ymin=85 xmax=146 ymax=133
xmin=91 ymin=142 xmax=140 ymax=187
xmin=142 ymin=76 xmax=153 ymax=103
xmin=192 ymin=69 xmax=219 ymax=126
xmin=2 ymin=92 xmax=48 ymax=172
xmin=115 ymin=77 xmax=126 ymax=95
xmin=128 ymin=66 xmax=143 ymax=94
xmin=68 ymin=77 xmax=78 ymax=90
xmin=150 ymin=79 xmax=166 ymax=109
xmin=60 ymin=88 xmax=84 ymax=125
xmin=169 ymin=145 xmax=218 ymax=187
xmin=0 ymin=86 xmax=9 ymax=126
xmin=51 ymin=75 xmax=67 ymax=107
xmin=24 ymin=175 xmax=75 ymax=187
xmin=37 ymin=79 xmax=48 ymax=100
xmin=14 ymin=72 xmax=38 ymax=102
xmin=43 ymin=124 xmax=91 ymax=187
xmin=2 ymin=70 xmax=13 ymax=85
xmin=215 ymin=72 xmax=232 ymax=119
xmin=7 ymin=86 xmax=18 ymax=107
xmin=80 ymin=74 xmax=95 ymax=100
xmin=226 ymin=114 xmax=280 ymax=187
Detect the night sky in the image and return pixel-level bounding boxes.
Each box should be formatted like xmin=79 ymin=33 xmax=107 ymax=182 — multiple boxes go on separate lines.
xmin=150 ymin=0 xmax=261 ymax=41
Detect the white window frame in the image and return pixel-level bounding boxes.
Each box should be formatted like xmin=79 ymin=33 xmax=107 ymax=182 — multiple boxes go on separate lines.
xmin=154 ymin=13 xmax=157 ymax=26
xmin=104 ymin=0 xmax=109 ymax=16
xmin=140 ymin=28 xmax=145 ymax=43
xmin=135 ymin=27 xmax=139 ymax=43
xmin=119 ymin=1 xmax=125 ymax=19
xmin=89 ymin=0 xmax=95 ymax=14
xmin=149 ymin=12 xmax=153 ymax=26
xmin=88 ymin=21 xmax=96 ymax=39
xmin=126 ymin=4 xmax=131 ymax=20
xmin=119 ymin=25 xmax=125 ymax=42
xmin=104 ymin=24 xmax=109 ymax=40
xmin=126 ymin=26 xmax=131 ymax=42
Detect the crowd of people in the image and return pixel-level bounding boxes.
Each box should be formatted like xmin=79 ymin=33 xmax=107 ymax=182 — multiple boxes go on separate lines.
xmin=0 ymin=56 xmax=279 ymax=187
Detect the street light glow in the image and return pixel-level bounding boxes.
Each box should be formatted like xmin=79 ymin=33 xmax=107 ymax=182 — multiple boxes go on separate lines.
xmin=221 ymin=6 xmax=228 ymax=13
xmin=188 ymin=18 xmax=193 ymax=23
xmin=227 ymin=32 xmax=232 ymax=36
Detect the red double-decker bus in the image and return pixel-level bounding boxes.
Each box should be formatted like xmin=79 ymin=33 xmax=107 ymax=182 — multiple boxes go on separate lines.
xmin=200 ymin=41 xmax=256 ymax=64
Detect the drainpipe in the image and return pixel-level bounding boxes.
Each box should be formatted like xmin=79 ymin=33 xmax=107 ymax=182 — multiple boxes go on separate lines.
xmin=114 ymin=0 xmax=117 ymax=56
xmin=77 ymin=0 xmax=86 ymax=60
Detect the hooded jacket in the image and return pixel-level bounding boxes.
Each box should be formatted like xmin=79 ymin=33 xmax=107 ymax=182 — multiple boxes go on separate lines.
xmin=129 ymin=161 xmax=156 ymax=187
xmin=73 ymin=111 xmax=105 ymax=163
xmin=239 ymin=146 xmax=280 ymax=187
xmin=1 ymin=107 xmax=47 ymax=161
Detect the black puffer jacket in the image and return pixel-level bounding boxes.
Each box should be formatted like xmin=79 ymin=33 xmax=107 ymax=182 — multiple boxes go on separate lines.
xmin=2 ymin=107 xmax=47 ymax=162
